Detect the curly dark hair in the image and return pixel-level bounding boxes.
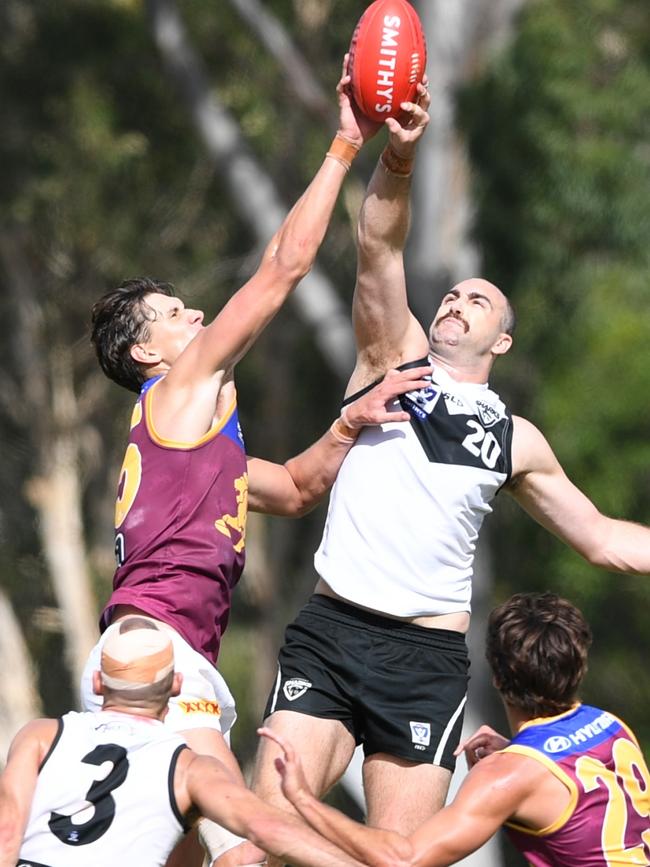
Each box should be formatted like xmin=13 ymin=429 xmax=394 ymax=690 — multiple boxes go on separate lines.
xmin=486 ymin=592 xmax=592 ymax=717
xmin=90 ymin=278 xmax=175 ymax=393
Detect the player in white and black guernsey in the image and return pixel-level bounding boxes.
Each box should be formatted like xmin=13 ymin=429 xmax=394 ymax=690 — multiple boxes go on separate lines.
xmin=252 ymin=81 xmax=650 ymax=853
xmin=0 ymin=617 xmax=369 ymax=867
xmin=18 ymin=709 xmax=188 ymax=867
xmin=315 ymin=360 xmax=513 ymax=618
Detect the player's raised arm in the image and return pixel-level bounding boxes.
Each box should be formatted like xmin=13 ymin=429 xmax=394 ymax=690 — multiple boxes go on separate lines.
xmin=508 ymin=415 xmax=650 ymax=574
xmin=0 ymin=719 xmax=57 ymax=867
xmin=160 ymin=57 xmax=375 ymax=403
xmin=247 ymin=365 xmax=431 ymax=516
xmin=348 ymin=84 xmax=431 ymax=395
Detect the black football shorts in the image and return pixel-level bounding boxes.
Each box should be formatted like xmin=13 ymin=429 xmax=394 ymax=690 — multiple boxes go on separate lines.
xmin=263 ymin=594 xmax=469 ymax=771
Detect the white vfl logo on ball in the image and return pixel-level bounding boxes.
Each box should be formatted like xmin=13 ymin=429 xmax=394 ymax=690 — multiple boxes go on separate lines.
xmin=283 ymin=678 xmax=312 ymax=702
xmin=544 ymin=735 xmax=573 ymax=754
xmin=410 ymin=721 xmax=431 ymax=747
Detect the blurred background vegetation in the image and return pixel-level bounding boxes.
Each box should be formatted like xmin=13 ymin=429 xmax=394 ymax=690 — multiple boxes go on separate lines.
xmin=0 ymin=1 xmax=648 ymax=864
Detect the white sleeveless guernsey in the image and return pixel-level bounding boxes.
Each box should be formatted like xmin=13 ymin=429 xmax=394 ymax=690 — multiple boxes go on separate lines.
xmin=315 ymin=361 xmax=513 ymax=616
xmin=20 ymin=710 xmax=188 ymax=867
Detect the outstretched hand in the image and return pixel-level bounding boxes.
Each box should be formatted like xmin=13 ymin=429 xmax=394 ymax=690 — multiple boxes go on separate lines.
xmin=342 ymin=366 xmax=432 ymax=429
xmin=454 ymin=724 xmax=510 ymax=769
xmin=257 ymin=726 xmax=312 ymax=807
xmin=385 ymin=77 xmax=431 ymax=158
xmin=336 ymin=53 xmax=384 ymax=148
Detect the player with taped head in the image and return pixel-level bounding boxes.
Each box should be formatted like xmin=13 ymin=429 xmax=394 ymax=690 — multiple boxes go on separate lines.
xmin=0 ymin=615 xmax=369 ymax=867
xmin=251 ymin=35 xmax=650 ymax=859
xmin=83 ymin=54 xmax=432 ymax=867
xmin=260 ymin=592 xmax=650 ymax=866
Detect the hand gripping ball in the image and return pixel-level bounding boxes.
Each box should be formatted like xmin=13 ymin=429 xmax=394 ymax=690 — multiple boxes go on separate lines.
xmin=348 ymin=0 xmax=427 ymax=122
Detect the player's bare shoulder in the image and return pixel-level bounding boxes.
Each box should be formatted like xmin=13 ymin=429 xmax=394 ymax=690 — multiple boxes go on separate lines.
xmin=150 ymin=362 xmax=233 ymax=442
xmin=509 ymin=414 xmax=560 ymax=483
xmin=466 ymin=749 xmax=545 ymax=809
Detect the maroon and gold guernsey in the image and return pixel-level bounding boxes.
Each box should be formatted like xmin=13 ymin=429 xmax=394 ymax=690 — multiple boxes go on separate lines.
xmin=504 ymin=704 xmax=650 ymax=866
xmin=101 ymin=376 xmax=248 ymax=664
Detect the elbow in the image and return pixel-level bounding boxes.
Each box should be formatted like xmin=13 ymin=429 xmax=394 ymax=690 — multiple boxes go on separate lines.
xmin=585 ymin=547 xmax=637 ymax=574
xmin=291 ymin=491 xmax=322 ymax=518
xmin=357 ymin=225 xmax=383 ymax=261
xmin=277 ymin=496 xmax=320 ymax=520
xmin=580 ymin=518 xmax=637 ymax=573
xmin=269 ymin=234 xmax=317 ymax=286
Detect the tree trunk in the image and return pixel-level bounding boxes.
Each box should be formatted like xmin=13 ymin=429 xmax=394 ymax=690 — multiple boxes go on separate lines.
xmin=0 ymin=233 xmax=98 ymax=700
xmin=25 ymin=356 xmax=99 ymax=696
xmin=0 ymin=590 xmax=41 ymax=764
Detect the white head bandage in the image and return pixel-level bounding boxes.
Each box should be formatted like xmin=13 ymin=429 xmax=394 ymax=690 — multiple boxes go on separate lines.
xmin=101 ymin=619 xmax=174 ymax=691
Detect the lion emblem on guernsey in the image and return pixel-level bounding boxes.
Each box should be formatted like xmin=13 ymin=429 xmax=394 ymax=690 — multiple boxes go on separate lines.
xmin=215 ymin=473 xmax=248 ymax=553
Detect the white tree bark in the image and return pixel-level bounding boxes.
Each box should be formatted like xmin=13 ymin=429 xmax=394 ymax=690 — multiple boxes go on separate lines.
xmin=0 ymin=590 xmax=41 ymax=764
xmin=0 ymin=234 xmax=98 ymax=701
xmin=24 ymin=349 xmax=99 ymax=693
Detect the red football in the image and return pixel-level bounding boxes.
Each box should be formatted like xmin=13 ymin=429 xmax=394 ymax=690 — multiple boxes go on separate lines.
xmin=348 ymin=0 xmax=427 ymax=123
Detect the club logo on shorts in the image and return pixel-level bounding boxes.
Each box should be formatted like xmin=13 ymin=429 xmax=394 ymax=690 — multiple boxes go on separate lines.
xmin=283 ymin=678 xmax=312 ymax=701
xmin=410 ymin=720 xmax=431 ymax=747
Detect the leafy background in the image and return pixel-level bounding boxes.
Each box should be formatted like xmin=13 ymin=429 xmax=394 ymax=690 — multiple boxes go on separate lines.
xmin=0 ymin=1 xmax=648 ymax=863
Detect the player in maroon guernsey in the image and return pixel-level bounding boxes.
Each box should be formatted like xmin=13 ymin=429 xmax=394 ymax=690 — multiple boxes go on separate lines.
xmin=83 ymin=58 xmax=431 ymax=867
xmin=261 ymin=592 xmax=650 ymax=867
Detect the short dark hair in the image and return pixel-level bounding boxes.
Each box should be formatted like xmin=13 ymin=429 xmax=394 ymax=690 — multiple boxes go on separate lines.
xmin=486 ymin=592 xmax=592 ymax=717
xmin=90 ymin=278 xmax=175 ymax=393
xmin=501 ymin=297 xmax=516 ymax=336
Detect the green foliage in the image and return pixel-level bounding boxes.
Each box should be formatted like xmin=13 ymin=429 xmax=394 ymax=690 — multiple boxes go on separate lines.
xmin=461 ymin=0 xmax=650 ymax=748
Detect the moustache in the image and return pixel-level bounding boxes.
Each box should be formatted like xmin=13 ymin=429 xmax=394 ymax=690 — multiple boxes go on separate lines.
xmin=437 ymin=312 xmax=469 ymax=333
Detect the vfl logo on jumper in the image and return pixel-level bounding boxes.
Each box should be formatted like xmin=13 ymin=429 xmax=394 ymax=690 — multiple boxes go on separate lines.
xmin=476 ymin=399 xmax=503 ymax=429
xmin=410 ymin=721 xmax=431 ymax=751
xmin=283 ymin=678 xmax=312 ymax=702
xmin=404 ymin=385 xmax=440 ymax=419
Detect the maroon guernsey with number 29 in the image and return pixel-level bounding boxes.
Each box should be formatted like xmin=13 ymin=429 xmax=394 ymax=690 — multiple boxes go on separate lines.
xmin=101 ymin=375 xmax=248 ymax=663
